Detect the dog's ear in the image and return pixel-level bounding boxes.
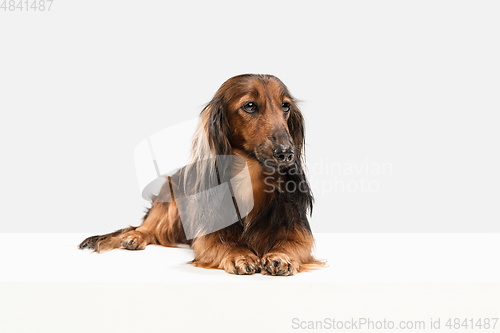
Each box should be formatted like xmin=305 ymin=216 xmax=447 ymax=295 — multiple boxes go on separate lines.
xmin=288 ymin=105 xmax=305 ymax=159
xmin=204 ymin=97 xmax=232 ymax=156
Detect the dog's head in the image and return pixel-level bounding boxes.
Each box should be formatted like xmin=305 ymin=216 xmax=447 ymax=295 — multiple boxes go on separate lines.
xmin=202 ymin=74 xmax=305 ymax=168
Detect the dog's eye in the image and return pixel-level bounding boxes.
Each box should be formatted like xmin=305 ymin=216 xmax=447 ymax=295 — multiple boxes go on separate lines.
xmin=282 ymin=102 xmax=291 ymax=113
xmin=242 ymin=102 xmax=257 ymax=113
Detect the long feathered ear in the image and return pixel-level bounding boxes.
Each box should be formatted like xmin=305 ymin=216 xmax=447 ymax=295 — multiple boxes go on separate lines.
xmin=288 ymin=105 xmax=305 ymax=160
xmin=203 ymin=96 xmax=232 ymax=157
xmin=286 ymin=105 xmax=313 ymax=216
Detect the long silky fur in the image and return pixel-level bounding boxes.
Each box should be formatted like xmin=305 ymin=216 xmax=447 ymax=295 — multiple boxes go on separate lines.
xmin=243 ymin=159 xmax=314 ymax=256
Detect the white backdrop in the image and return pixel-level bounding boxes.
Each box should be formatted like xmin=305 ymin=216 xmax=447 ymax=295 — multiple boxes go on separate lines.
xmin=1 ymin=0 xmax=499 ymax=233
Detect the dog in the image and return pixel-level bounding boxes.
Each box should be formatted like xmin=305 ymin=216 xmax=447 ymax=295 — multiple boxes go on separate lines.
xmin=79 ymin=74 xmax=324 ymax=276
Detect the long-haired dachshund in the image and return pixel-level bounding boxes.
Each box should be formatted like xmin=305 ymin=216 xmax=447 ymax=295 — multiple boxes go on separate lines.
xmin=79 ymin=74 xmax=324 ymax=276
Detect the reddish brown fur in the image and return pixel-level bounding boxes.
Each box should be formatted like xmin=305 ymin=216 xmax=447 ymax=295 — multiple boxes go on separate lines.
xmin=79 ymin=74 xmax=325 ymax=276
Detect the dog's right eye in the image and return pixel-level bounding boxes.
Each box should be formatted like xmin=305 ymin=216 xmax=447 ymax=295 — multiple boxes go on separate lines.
xmin=242 ymin=102 xmax=258 ymax=113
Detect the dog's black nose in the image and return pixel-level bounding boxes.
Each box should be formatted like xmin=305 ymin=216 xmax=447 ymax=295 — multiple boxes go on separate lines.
xmin=273 ymin=145 xmax=295 ymax=164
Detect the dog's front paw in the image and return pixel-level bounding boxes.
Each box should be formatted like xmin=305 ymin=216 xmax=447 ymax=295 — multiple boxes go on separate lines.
xmin=261 ymin=253 xmax=298 ymax=276
xmin=121 ymin=230 xmax=149 ymax=250
xmin=220 ymin=252 xmax=261 ymax=275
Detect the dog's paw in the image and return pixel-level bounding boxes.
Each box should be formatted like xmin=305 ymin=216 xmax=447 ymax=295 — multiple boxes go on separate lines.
xmin=221 ymin=252 xmax=261 ymax=275
xmin=78 ymin=236 xmax=98 ymax=250
xmin=261 ymin=253 xmax=298 ymax=276
xmin=121 ymin=230 xmax=149 ymax=250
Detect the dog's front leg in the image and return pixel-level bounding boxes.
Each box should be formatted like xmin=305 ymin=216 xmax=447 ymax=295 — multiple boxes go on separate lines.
xmin=190 ymin=232 xmax=260 ymax=275
xmin=261 ymin=226 xmax=318 ymax=276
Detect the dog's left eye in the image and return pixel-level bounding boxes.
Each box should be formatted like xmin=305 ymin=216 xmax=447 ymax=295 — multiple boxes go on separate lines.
xmin=282 ymin=102 xmax=291 ymax=113
xmin=242 ymin=102 xmax=258 ymax=113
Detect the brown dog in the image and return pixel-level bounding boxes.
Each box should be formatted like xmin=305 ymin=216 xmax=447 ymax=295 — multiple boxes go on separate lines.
xmin=79 ymin=74 xmax=323 ymax=276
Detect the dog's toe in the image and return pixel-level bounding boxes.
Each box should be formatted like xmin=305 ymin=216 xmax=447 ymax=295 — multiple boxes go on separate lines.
xmin=78 ymin=236 xmax=97 ymax=250
xmin=221 ymin=253 xmax=261 ymax=275
xmin=261 ymin=253 xmax=298 ymax=276
xmin=121 ymin=231 xmax=147 ymax=251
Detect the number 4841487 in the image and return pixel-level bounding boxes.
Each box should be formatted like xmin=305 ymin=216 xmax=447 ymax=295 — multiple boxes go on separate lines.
xmin=445 ymin=318 xmax=498 ymax=330
xmin=1 ymin=0 xmax=54 ymax=11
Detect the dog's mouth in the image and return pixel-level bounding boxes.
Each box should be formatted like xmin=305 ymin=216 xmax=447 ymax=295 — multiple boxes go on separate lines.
xmin=250 ymin=150 xmax=294 ymax=170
